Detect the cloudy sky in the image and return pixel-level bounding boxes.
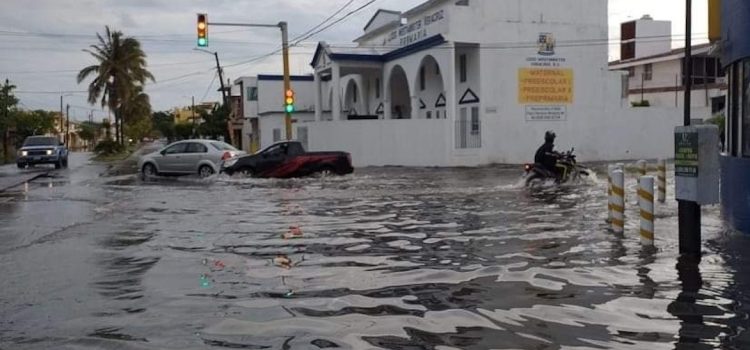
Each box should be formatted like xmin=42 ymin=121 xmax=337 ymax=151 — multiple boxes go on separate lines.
xmin=0 ymin=0 xmax=708 ymax=121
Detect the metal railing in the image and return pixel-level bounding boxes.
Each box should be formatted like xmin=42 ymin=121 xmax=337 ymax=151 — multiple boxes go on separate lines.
xmin=455 ymin=120 xmax=482 ymax=149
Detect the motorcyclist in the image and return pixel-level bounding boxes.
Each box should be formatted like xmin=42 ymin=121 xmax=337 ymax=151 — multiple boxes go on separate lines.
xmin=534 ymin=131 xmax=561 ymax=178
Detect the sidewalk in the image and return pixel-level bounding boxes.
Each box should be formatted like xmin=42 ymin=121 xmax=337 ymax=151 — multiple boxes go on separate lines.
xmin=0 ymin=165 xmax=49 ymax=192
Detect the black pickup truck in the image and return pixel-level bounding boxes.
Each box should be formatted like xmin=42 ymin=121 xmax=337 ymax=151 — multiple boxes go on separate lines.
xmin=221 ymin=141 xmax=353 ymax=178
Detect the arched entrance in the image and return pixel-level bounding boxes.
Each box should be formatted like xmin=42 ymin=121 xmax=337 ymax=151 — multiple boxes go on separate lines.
xmin=344 ymin=79 xmax=360 ymax=116
xmin=388 ymin=65 xmax=411 ymax=119
xmin=415 ymin=55 xmax=445 ymax=119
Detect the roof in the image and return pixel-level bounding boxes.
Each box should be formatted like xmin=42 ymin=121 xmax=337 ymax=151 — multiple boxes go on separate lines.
xmin=363 ymin=9 xmax=401 ymax=32
xmin=258 ymin=74 xmax=314 ymax=82
xmin=609 ymin=43 xmax=713 ymax=68
xmin=354 ymin=0 xmax=449 ymax=43
xmin=311 ymin=35 xmax=446 ymax=67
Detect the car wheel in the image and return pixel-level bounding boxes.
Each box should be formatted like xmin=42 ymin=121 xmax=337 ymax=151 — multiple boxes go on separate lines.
xmin=317 ymin=165 xmax=336 ymax=177
xmin=198 ymin=165 xmax=214 ymax=178
xmin=54 ymin=159 xmax=62 ymax=169
xmin=237 ymin=167 xmax=255 ymax=177
xmin=17 ymin=163 xmax=25 ymax=169
xmin=62 ymin=158 xmax=68 ymax=168
xmin=142 ymin=163 xmax=157 ymax=177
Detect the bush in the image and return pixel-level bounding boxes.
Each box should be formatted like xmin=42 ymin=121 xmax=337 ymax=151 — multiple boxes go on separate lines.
xmin=94 ymin=140 xmax=125 ymax=156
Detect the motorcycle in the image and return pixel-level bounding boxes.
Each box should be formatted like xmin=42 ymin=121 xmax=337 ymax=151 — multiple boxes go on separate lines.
xmin=523 ymin=148 xmax=590 ymax=186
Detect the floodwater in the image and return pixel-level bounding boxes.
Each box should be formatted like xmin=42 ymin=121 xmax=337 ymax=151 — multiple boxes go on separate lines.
xmin=0 ymin=155 xmax=748 ymax=349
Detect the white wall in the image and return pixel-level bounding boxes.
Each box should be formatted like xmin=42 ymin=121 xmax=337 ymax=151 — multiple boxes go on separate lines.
xmin=307 ymin=119 xmax=450 ymax=167
xmin=634 ymin=19 xmax=672 ymax=59
xmin=257 ymin=79 xmax=315 ymax=114
xmin=258 ymin=112 xmax=316 ymax=150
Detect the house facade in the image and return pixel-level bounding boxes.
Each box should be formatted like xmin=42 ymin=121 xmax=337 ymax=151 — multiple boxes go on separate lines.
xmin=298 ymin=0 xmax=697 ymax=167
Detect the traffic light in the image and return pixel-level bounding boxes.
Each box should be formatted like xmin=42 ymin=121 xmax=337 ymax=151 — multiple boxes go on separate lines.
xmin=284 ymin=89 xmax=295 ymax=113
xmin=197 ymin=13 xmax=208 ymax=47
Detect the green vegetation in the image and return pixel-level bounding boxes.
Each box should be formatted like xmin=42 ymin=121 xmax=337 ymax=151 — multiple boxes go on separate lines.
xmin=77 ymin=26 xmax=154 ymax=146
xmin=0 ymin=80 xmax=57 ymax=164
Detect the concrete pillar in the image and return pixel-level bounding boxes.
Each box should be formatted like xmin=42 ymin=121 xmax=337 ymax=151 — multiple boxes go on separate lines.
xmin=332 ymin=63 xmax=342 ymax=121
xmin=410 ymin=95 xmax=420 ymax=119
xmin=314 ymin=71 xmax=322 ymax=121
xmin=383 ymin=68 xmax=392 ymax=120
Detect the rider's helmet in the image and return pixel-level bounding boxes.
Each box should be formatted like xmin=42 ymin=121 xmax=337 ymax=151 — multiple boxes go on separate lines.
xmin=544 ymin=130 xmax=556 ymax=143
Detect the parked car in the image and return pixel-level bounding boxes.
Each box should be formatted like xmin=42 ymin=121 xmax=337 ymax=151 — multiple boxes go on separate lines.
xmin=138 ymin=139 xmax=245 ymax=178
xmin=221 ymin=141 xmax=353 ymax=178
xmin=16 ymin=136 xmax=68 ymax=169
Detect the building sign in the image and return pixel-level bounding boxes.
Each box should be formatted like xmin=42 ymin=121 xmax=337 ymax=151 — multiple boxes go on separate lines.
xmin=384 ymin=9 xmax=447 ymax=47
xmin=518 ymin=68 xmax=574 ymax=104
xmin=675 ymin=132 xmax=699 ymax=177
xmin=525 ymin=106 xmax=566 ymax=121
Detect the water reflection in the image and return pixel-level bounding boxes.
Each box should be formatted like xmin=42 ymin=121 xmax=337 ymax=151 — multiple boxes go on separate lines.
xmin=52 ymin=167 xmax=750 ymax=348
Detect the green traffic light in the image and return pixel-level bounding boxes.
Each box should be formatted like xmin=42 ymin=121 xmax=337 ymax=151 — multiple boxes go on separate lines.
xmin=285 ymin=104 xmax=294 ymax=113
xmin=198 ymin=38 xmax=207 ymax=47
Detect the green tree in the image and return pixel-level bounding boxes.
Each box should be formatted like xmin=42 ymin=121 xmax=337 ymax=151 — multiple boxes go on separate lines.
xmin=77 ymin=121 xmax=99 ymax=148
xmin=1 ymin=79 xmax=19 ymax=163
xmin=174 ymin=123 xmax=194 ymax=140
xmin=121 ymin=86 xmax=152 ymax=142
xmin=77 ymin=26 xmax=154 ymax=146
xmin=152 ymin=111 xmax=175 ymax=142
xmin=12 ymin=110 xmax=57 ymax=147
xmin=198 ymin=104 xmax=230 ymax=140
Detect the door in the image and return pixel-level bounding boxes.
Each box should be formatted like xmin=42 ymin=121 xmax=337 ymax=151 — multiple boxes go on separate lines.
xmin=256 ymin=143 xmax=288 ymax=174
xmin=183 ymin=142 xmax=209 ymax=173
xmin=159 ymin=142 xmax=188 ymax=173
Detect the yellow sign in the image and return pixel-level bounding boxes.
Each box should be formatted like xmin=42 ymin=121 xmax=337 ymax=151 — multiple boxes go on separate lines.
xmin=518 ymin=68 xmax=574 ymax=104
xmin=708 ymin=0 xmax=721 ymax=42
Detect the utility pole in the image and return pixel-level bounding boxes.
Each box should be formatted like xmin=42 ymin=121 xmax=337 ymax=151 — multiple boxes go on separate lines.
xmin=280 ymin=22 xmax=292 ymax=141
xmin=679 ymin=0 xmax=701 ymax=258
xmin=3 ymin=79 xmax=9 ymax=163
xmin=59 ymin=95 xmax=63 ymax=139
xmin=65 ymin=104 xmax=70 ymax=146
xmin=204 ymin=19 xmax=293 ymax=140
xmin=214 ymin=52 xmax=228 ymax=106
xmin=192 ymin=96 xmax=196 ymax=137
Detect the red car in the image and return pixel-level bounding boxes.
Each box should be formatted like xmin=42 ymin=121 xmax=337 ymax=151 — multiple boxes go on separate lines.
xmin=220 ymin=141 xmax=353 ymax=178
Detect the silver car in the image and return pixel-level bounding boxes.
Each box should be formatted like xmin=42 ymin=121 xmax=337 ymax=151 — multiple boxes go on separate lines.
xmin=138 ymin=139 xmax=245 ymax=178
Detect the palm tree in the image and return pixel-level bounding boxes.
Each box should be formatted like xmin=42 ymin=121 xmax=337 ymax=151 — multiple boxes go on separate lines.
xmin=77 ymin=26 xmax=154 ymax=145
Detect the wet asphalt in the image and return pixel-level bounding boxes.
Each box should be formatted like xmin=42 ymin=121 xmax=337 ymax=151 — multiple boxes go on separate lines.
xmin=0 ymin=152 xmax=748 ymax=349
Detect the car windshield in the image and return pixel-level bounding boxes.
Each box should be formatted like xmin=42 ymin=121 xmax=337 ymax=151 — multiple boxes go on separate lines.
xmin=210 ymin=141 xmax=238 ymax=151
xmin=23 ymin=137 xmax=58 ymax=146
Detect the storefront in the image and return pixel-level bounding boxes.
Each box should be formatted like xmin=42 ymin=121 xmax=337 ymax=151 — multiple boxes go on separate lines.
xmin=719 ymin=0 xmax=750 ymax=234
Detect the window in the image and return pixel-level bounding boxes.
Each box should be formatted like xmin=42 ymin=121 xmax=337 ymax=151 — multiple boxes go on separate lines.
xmin=459 ymin=54 xmax=467 ymax=83
xmin=627 ymin=67 xmax=635 ymax=77
xmin=375 ymin=78 xmax=380 ymax=99
xmin=644 ymin=64 xmax=653 ymax=81
xmin=210 ymin=141 xmax=238 ymax=151
xmin=164 ymin=143 xmax=187 ymax=155
xmin=436 ymin=110 xmax=441 ymax=119
xmin=246 ymin=87 xmax=258 ymax=101
xmin=352 ymin=83 xmax=358 ymax=103
xmin=185 ymin=142 xmax=208 ymax=153
xmin=471 ymin=106 xmax=480 ymax=134
xmin=273 ymin=128 xmax=281 ymax=142
xmin=420 ymin=66 xmax=426 ymax=91
xmin=743 ymin=60 xmax=750 ymax=157
xmin=426 ymin=111 xmax=432 ymax=119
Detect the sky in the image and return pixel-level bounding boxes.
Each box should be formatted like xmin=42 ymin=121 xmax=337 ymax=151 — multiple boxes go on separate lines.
xmin=0 ymin=0 xmax=708 ymax=121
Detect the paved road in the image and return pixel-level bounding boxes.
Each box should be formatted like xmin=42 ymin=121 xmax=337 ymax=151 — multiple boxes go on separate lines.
xmin=0 ymin=162 xmax=50 ymax=192
xmin=0 ymin=153 xmax=748 ymax=349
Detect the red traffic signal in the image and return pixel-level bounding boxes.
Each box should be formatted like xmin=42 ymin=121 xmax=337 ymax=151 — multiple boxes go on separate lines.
xmin=197 ymin=13 xmax=208 ymax=47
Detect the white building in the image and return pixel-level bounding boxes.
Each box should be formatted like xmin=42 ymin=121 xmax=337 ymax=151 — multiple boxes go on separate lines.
xmin=233 ymin=75 xmax=316 ymax=152
xmin=609 ymin=16 xmax=727 ymax=115
xmin=233 ymin=0 xmax=709 ymax=167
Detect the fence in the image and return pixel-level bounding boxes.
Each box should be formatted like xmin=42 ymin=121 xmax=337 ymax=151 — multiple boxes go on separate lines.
xmin=455 ymin=120 xmax=481 ymax=149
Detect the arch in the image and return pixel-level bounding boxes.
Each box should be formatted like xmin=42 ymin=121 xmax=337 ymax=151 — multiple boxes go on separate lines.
xmin=414 ymin=54 xmax=445 ymax=119
xmin=343 ymin=79 xmax=361 ymax=116
xmin=387 ymin=64 xmax=411 ymax=119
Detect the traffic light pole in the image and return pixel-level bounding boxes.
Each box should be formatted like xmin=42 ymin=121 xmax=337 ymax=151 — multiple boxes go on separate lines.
xmin=207 ymin=20 xmax=293 ymax=140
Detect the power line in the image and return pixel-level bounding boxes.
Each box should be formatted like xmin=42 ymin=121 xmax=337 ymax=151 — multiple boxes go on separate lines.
xmin=292 ymin=0 xmax=380 ymax=45
xmin=289 ymin=0 xmax=356 ymax=43
xmin=199 ymin=72 xmax=218 ymax=103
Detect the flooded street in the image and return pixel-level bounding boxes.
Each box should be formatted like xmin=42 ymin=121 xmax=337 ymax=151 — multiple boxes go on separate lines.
xmin=1 ymin=153 xmax=749 ymax=349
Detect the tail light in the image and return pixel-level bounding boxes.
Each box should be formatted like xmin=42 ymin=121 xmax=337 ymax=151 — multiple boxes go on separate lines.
xmin=221 ymin=151 xmax=232 ymax=161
